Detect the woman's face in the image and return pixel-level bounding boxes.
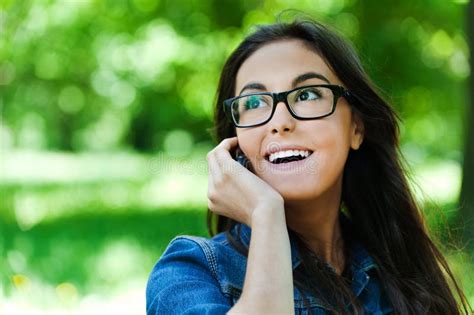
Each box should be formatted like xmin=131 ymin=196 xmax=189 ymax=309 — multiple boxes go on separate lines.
xmin=234 ymin=39 xmax=364 ymax=202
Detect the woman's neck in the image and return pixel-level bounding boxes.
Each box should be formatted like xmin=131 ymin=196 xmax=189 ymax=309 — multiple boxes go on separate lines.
xmin=284 ymin=178 xmax=346 ymax=275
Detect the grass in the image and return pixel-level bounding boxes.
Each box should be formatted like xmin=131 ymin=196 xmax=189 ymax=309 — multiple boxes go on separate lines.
xmin=0 ymin=206 xmax=210 ymax=313
xmin=0 ymin=151 xmax=472 ymax=313
xmin=1 ymin=203 xmax=473 ymax=313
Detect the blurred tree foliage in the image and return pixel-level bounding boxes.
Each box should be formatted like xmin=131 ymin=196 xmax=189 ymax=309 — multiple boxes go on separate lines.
xmin=0 ymin=0 xmax=469 ymax=160
xmin=1 ymin=1 xmax=473 ymax=309
xmin=460 ymin=0 xmax=473 ymax=251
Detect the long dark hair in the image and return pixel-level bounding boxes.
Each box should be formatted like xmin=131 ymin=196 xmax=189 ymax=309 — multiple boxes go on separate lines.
xmin=206 ymin=17 xmax=472 ymax=315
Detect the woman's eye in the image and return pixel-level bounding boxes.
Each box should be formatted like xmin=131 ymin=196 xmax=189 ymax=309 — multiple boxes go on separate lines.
xmin=245 ymin=96 xmax=266 ymax=109
xmin=296 ymin=89 xmax=320 ymax=102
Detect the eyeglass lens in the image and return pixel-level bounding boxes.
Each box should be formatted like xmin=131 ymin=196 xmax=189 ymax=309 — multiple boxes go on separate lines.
xmin=231 ymin=86 xmax=335 ymax=127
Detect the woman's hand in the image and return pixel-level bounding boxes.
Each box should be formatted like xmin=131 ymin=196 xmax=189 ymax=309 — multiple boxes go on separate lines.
xmin=206 ymin=136 xmax=284 ymax=227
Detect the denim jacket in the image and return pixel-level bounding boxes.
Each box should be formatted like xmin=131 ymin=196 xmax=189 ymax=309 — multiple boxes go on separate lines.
xmin=146 ymin=213 xmax=394 ymax=314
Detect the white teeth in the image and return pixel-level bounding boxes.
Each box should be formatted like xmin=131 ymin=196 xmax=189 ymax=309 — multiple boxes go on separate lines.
xmin=268 ymin=150 xmax=311 ymax=163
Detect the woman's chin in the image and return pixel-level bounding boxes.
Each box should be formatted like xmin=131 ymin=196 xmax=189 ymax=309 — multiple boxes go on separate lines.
xmin=255 ymin=156 xmax=320 ymax=182
xmin=270 ymin=180 xmax=323 ymax=201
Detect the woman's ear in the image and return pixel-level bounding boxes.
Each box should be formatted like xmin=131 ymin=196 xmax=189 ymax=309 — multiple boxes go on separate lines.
xmin=350 ymin=113 xmax=364 ymax=150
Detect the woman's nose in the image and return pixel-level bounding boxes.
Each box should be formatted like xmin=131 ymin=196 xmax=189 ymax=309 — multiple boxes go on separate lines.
xmin=268 ymin=101 xmax=296 ymax=134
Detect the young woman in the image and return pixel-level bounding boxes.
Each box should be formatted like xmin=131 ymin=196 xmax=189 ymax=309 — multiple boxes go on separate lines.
xmin=146 ymin=17 xmax=472 ymax=314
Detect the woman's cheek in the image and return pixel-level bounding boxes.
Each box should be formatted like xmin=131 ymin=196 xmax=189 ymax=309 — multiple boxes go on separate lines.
xmin=315 ymin=145 xmax=345 ymax=180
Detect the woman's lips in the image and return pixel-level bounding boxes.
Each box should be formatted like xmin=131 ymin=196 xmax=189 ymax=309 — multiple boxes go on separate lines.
xmin=261 ymin=151 xmax=316 ymax=174
xmin=264 ymin=144 xmax=314 ymax=158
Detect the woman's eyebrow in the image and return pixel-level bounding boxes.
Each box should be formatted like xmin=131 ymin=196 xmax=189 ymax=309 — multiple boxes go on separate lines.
xmin=293 ymin=72 xmax=330 ymax=86
xmin=238 ymin=71 xmax=331 ymax=95
xmin=239 ymin=83 xmax=266 ymax=95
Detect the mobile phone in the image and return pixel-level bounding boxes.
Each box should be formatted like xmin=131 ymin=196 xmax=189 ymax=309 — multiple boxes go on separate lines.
xmin=234 ymin=146 xmax=252 ymax=170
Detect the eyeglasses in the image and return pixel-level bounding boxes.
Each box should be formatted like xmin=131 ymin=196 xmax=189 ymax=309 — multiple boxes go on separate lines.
xmin=223 ymin=84 xmax=351 ymax=128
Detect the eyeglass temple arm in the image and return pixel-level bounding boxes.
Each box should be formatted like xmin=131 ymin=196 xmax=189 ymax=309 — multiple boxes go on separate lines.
xmin=342 ymin=89 xmax=357 ymax=104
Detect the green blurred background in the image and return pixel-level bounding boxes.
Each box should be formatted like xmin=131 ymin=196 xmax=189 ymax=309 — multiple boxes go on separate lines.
xmin=1 ymin=0 xmax=473 ymax=314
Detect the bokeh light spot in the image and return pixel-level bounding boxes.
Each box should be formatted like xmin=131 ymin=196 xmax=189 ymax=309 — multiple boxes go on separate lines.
xmin=56 ymin=282 xmax=78 ymax=305
xmin=35 ymin=52 xmax=63 ymax=80
xmin=12 ymin=274 xmax=30 ymax=292
xmin=163 ymin=129 xmax=193 ymax=157
xmin=58 ymin=85 xmax=85 ymax=114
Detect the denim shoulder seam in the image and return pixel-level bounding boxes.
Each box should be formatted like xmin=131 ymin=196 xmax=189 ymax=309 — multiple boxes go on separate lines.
xmin=172 ymin=235 xmax=222 ymax=289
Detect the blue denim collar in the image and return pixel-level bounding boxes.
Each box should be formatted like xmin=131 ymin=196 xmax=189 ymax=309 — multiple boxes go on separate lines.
xmin=227 ymin=212 xmax=381 ymax=308
xmin=234 ymin=211 xmax=377 ymax=272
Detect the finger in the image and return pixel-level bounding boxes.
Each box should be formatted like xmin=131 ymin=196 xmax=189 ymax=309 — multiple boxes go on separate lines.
xmin=215 ymin=137 xmax=239 ymax=166
xmin=207 ymin=154 xmax=219 ymax=204
xmin=215 ymin=147 xmax=232 ymax=167
xmin=207 ymin=151 xmax=223 ymax=183
xmin=207 ymin=164 xmax=214 ymax=192
xmin=217 ymin=136 xmax=238 ymax=152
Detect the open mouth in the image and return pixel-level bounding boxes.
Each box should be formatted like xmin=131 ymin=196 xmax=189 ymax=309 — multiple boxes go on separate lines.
xmin=265 ymin=150 xmax=314 ymax=164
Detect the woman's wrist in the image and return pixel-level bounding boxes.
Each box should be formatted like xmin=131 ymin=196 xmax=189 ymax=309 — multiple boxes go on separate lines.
xmin=241 ymin=197 xmax=294 ymax=313
xmin=251 ymin=198 xmax=286 ymax=229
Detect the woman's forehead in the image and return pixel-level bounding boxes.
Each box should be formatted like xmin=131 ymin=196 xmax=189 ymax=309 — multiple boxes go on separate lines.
xmin=235 ymin=39 xmax=340 ymax=95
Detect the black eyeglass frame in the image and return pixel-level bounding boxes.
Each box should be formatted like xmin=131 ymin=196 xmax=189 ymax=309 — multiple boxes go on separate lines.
xmin=223 ymin=84 xmax=352 ymax=128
